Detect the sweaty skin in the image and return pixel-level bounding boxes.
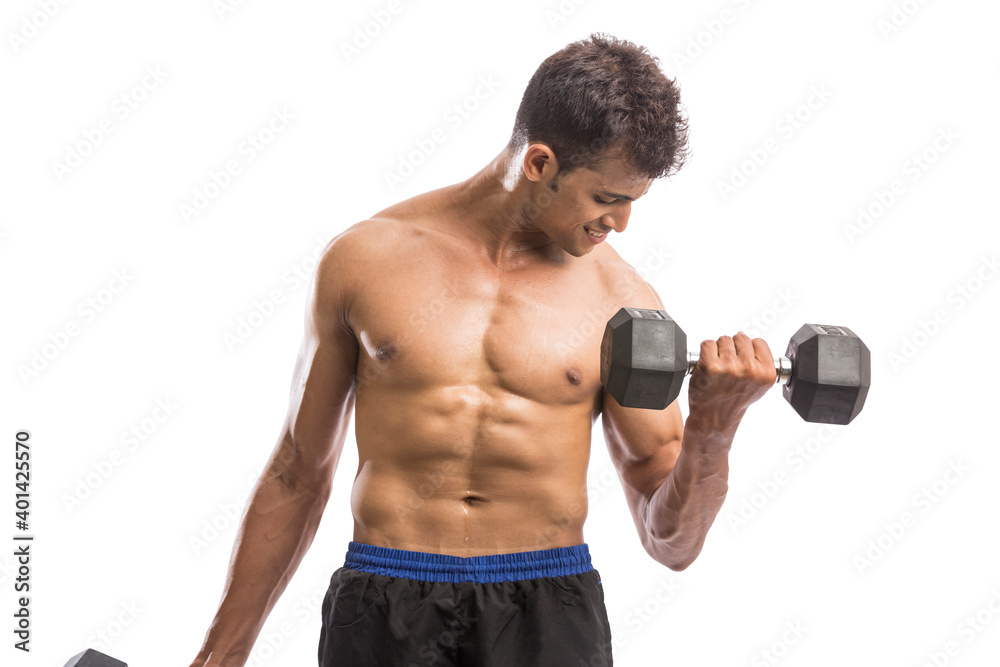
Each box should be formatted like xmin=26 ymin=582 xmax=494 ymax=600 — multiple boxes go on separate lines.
xmin=349 ymin=192 xmax=638 ymax=555
xmin=190 ymin=144 xmax=776 ymax=665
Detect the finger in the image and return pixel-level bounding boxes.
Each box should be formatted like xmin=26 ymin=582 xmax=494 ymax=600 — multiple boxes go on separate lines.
xmin=715 ymin=335 xmax=736 ymax=362
xmin=698 ymin=338 xmax=718 ymax=361
xmin=696 ymin=339 xmax=717 ymax=375
xmin=733 ymin=331 xmax=756 ymax=365
xmin=750 ymin=336 xmax=776 ymax=382
xmin=750 ymin=336 xmax=773 ymax=365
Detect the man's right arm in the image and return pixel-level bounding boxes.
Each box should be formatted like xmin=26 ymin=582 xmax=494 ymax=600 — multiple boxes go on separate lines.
xmin=190 ymin=233 xmax=360 ymax=666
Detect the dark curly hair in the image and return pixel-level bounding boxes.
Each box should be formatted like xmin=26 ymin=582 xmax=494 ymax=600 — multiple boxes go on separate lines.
xmin=508 ymin=33 xmax=689 ymax=180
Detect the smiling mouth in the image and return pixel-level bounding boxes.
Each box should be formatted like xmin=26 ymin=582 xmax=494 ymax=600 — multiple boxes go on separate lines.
xmin=584 ymin=226 xmax=608 ymax=237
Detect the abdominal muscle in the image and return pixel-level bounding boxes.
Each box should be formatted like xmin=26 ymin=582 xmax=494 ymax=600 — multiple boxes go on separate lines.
xmin=349 ymin=382 xmax=594 ymax=557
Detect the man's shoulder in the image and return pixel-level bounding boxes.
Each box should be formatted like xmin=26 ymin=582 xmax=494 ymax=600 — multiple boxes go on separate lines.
xmin=322 ymin=216 xmax=421 ymax=263
xmin=314 ymin=197 xmax=444 ymax=294
xmin=325 ymin=191 xmax=443 ymax=256
xmin=307 ymin=218 xmax=412 ymax=332
xmin=328 ymin=217 xmax=398 ymax=248
xmin=592 ymin=243 xmax=663 ymax=311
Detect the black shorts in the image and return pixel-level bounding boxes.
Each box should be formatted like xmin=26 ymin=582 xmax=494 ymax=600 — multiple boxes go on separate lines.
xmin=318 ymin=541 xmax=614 ymax=666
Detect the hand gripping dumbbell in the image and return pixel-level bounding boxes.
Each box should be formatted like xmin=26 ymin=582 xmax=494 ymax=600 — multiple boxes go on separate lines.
xmin=600 ymin=308 xmax=871 ymax=424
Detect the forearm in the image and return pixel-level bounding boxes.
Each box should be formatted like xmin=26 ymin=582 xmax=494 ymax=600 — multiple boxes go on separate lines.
xmin=642 ymin=407 xmax=744 ymax=570
xmin=191 ymin=462 xmax=330 ymax=666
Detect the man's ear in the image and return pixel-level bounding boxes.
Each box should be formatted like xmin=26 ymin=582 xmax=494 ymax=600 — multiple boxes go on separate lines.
xmin=522 ymin=143 xmax=560 ymax=183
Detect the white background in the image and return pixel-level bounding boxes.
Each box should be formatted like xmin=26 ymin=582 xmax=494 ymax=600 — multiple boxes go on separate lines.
xmin=2 ymin=0 xmax=999 ymax=665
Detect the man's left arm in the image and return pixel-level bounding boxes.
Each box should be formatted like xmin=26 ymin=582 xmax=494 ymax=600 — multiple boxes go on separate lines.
xmin=601 ymin=283 xmax=774 ymax=571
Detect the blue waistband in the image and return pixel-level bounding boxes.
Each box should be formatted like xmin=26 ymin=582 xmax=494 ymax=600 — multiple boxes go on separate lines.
xmin=343 ymin=541 xmax=594 ymax=583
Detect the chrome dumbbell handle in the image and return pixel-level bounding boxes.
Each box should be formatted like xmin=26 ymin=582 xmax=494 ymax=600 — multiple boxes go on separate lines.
xmin=686 ymin=353 xmax=794 ymax=386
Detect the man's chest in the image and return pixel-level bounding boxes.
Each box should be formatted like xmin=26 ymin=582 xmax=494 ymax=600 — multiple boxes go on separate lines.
xmin=347 ymin=252 xmax=622 ymax=404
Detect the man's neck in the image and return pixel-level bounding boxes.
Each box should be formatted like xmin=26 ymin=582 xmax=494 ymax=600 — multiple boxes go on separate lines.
xmin=446 ymin=148 xmax=564 ymax=267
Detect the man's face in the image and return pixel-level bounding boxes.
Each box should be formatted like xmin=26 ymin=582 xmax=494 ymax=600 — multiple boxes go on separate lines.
xmin=528 ymin=156 xmax=653 ymax=257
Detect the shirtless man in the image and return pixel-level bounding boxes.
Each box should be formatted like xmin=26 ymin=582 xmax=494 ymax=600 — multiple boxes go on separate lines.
xmin=190 ymin=34 xmax=778 ymax=666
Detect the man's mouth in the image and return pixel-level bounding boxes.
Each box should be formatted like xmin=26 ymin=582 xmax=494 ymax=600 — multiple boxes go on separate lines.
xmin=584 ymin=225 xmax=607 ymax=239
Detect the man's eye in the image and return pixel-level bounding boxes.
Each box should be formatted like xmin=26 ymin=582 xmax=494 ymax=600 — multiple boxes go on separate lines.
xmin=595 ymin=197 xmax=614 ymax=205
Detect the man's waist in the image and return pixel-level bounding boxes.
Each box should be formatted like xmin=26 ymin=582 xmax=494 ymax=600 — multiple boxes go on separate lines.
xmin=341 ymin=540 xmax=594 ymax=583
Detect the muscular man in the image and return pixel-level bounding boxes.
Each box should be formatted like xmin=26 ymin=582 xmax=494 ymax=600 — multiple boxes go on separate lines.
xmin=190 ymin=34 xmax=777 ymax=666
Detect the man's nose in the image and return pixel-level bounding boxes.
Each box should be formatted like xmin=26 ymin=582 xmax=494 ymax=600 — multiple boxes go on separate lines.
xmin=601 ymin=202 xmax=631 ymax=233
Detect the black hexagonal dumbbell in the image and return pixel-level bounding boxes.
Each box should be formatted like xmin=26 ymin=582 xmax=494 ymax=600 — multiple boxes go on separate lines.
xmin=64 ymin=649 xmax=127 ymax=667
xmin=600 ymin=307 xmax=871 ymax=424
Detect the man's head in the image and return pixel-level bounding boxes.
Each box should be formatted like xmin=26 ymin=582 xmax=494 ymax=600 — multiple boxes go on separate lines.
xmin=508 ymin=33 xmax=689 ymax=181
xmin=499 ymin=35 xmax=686 ymax=257
xmin=513 ymin=145 xmax=651 ymax=257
